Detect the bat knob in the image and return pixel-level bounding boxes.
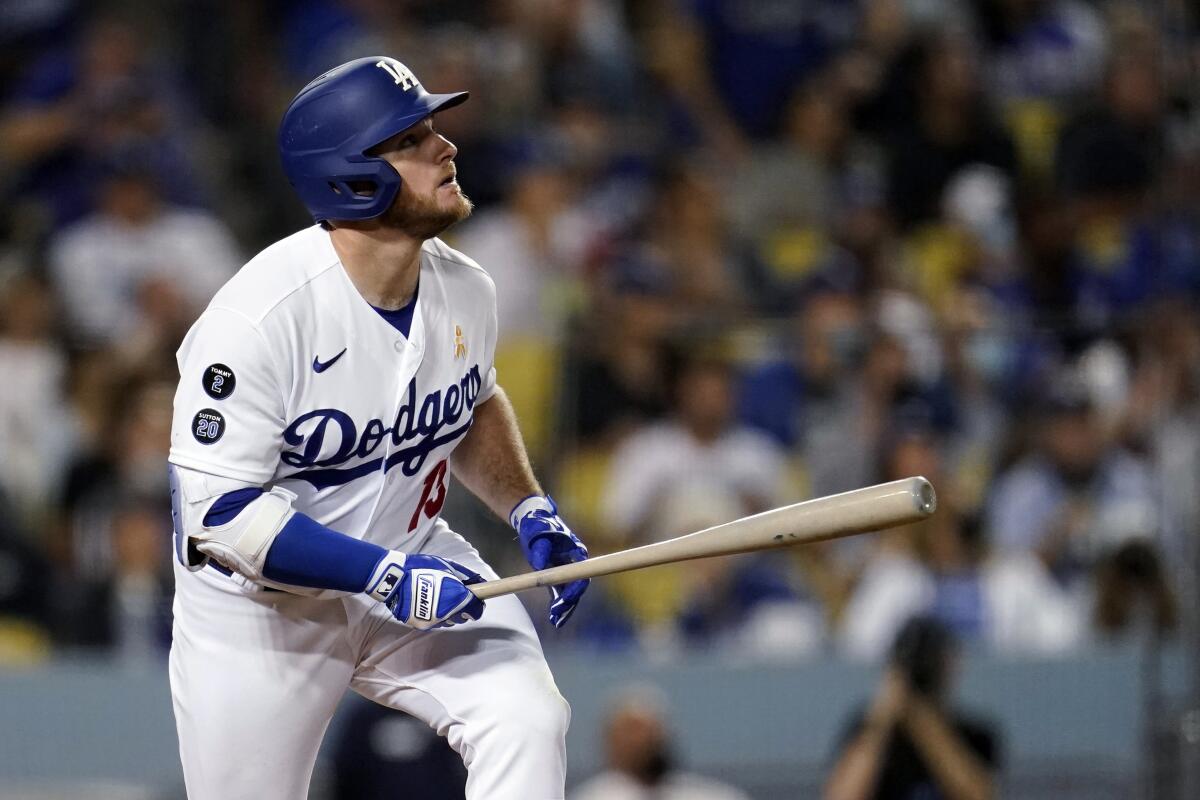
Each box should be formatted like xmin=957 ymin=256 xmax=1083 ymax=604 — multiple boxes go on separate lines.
xmin=912 ymin=477 xmax=937 ymax=516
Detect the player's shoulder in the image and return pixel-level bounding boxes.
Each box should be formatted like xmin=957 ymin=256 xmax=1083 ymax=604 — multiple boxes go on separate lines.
xmin=207 ymin=225 xmax=339 ymax=325
xmin=423 ymin=237 xmax=496 ymax=292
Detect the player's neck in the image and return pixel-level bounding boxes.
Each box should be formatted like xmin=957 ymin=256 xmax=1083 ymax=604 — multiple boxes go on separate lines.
xmin=328 ymin=228 xmax=423 ymax=310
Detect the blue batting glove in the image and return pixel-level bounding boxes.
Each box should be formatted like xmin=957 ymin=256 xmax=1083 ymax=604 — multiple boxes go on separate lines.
xmin=510 ymin=495 xmax=589 ymax=628
xmin=367 ymin=552 xmax=485 ymax=630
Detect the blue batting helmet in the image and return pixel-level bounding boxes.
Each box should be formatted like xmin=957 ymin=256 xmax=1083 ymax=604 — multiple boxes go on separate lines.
xmin=278 ymin=56 xmax=469 ymax=223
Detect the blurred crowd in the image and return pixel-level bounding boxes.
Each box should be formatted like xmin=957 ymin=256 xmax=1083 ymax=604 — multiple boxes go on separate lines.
xmin=0 ymin=0 xmax=1197 ymax=665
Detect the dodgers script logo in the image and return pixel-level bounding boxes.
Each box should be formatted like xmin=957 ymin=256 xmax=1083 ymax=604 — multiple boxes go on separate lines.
xmin=281 ymin=365 xmax=482 ymax=489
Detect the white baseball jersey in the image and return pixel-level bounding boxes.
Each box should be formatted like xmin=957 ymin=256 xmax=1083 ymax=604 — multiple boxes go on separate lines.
xmin=167 ymin=225 xmax=570 ymax=800
xmin=168 ymin=225 xmax=497 ymax=572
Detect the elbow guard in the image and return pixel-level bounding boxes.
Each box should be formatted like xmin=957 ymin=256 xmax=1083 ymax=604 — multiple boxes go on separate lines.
xmin=170 ymin=464 xmax=296 ymax=581
xmin=194 ymin=488 xmax=297 ymax=581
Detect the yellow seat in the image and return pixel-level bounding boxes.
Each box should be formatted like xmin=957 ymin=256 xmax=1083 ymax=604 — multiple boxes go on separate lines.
xmin=493 ymin=336 xmax=559 ymax=461
xmin=1004 ymin=98 xmax=1064 ymax=181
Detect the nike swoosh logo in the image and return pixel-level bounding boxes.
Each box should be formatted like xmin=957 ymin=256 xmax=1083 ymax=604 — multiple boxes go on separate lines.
xmin=312 ymin=348 xmax=347 ymax=373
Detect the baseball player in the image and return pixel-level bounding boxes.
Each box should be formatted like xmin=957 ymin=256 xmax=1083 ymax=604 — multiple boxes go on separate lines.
xmin=166 ymin=56 xmax=589 ymax=799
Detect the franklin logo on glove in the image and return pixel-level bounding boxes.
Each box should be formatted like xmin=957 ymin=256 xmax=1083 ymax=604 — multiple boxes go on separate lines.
xmin=365 ymin=554 xmax=485 ymax=631
xmin=415 ymin=574 xmax=437 ymax=621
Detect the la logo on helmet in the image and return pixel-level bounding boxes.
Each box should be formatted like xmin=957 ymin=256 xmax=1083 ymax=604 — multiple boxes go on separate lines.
xmin=376 ymin=58 xmax=418 ymax=91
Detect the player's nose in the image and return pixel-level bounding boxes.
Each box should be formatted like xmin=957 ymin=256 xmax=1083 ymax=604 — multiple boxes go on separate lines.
xmin=436 ymin=134 xmax=457 ymax=162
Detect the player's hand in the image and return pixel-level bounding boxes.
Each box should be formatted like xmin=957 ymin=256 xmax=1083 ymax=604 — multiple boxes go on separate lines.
xmin=366 ymin=552 xmax=485 ymax=630
xmin=510 ymin=495 xmax=589 ymax=628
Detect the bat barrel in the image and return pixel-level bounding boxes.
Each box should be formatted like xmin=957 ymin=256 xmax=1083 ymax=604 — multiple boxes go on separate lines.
xmin=470 ymin=476 xmax=936 ymax=601
xmin=761 ymin=475 xmax=935 ymax=548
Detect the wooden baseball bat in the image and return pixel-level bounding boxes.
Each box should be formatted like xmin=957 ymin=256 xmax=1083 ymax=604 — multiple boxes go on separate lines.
xmin=470 ymin=476 xmax=935 ymax=600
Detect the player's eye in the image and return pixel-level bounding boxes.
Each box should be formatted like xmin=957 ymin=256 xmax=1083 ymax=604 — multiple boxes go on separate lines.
xmin=399 ymin=136 xmax=417 ymax=148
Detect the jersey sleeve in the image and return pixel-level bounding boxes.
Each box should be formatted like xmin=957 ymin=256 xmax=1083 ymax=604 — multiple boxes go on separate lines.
xmin=169 ymin=307 xmax=287 ymax=484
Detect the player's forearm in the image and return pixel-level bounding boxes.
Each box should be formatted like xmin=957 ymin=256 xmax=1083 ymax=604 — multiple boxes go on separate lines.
xmin=189 ymin=486 xmax=483 ymax=628
xmin=259 ymin=515 xmax=484 ymax=630
xmin=181 ymin=474 xmax=389 ymax=594
xmin=902 ymin=699 xmax=994 ymax=800
xmin=262 ymin=513 xmax=388 ymax=592
xmin=449 ymin=386 xmax=542 ymax=520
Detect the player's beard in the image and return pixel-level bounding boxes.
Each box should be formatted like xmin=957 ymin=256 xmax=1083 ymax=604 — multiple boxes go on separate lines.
xmin=382 ymin=182 xmax=473 ymax=239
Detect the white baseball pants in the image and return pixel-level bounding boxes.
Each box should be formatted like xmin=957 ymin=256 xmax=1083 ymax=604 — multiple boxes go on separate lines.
xmin=168 ymin=529 xmax=569 ymax=799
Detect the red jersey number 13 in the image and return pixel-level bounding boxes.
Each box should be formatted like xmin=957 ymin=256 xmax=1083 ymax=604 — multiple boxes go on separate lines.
xmin=408 ymin=459 xmax=449 ymax=532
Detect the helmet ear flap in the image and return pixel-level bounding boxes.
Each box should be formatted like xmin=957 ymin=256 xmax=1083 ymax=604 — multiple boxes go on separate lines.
xmin=300 ymin=159 xmax=402 ymax=223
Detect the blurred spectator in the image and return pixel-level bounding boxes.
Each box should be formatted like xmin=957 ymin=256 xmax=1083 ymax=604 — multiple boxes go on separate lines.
xmin=565 ymin=261 xmax=676 ymax=444
xmin=905 ymin=164 xmax=1024 ymax=312
xmin=571 ymin=686 xmax=749 ymax=800
xmin=108 ymin=495 xmax=173 ymax=660
xmin=676 ymin=549 xmax=826 ymax=658
xmin=727 ymin=74 xmax=872 ymax=306
xmin=330 ymin=697 xmax=466 ymax=800
xmin=0 ymin=14 xmax=207 ymax=231
xmin=1091 ymin=540 xmax=1178 ymax=640
xmin=51 ymin=377 xmax=174 ymax=651
xmin=839 ymin=427 xmax=1082 ymax=659
xmin=0 ymin=486 xmax=52 ymax=664
xmin=1055 ymin=16 xmax=1164 ymax=199
xmin=978 ymin=0 xmax=1107 ymax=106
xmin=1123 ymin=300 xmax=1200 ymax=590
xmin=0 ymin=270 xmax=73 ymax=527
xmin=937 ymin=284 xmax=1028 ymax=509
xmin=883 ymin=26 xmax=1017 ymax=230
xmin=984 ymin=375 xmax=1158 ymax=584
xmin=46 ymin=148 xmax=239 ymax=349
xmin=825 ymin=616 xmax=1001 ymax=800
xmin=280 ymin=0 xmax=404 ymax=83
xmin=1052 ymin=20 xmax=1171 ymax=333
xmin=599 ymin=347 xmax=809 ymax=650
xmin=519 ymin=0 xmax=638 ymax=114
xmin=1012 ymin=188 xmax=1079 ymax=328
xmin=602 ymin=347 xmax=790 ymax=543
xmin=739 ymin=285 xmax=866 ymax=452
xmin=741 ymin=287 xmax=932 ymax=500
xmin=678 ymin=0 xmax=853 ymax=140
xmin=634 ymin=6 xmax=747 ymax=158
xmin=728 ymin=74 xmax=847 ymax=234
xmin=609 ymin=160 xmax=767 ymax=317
